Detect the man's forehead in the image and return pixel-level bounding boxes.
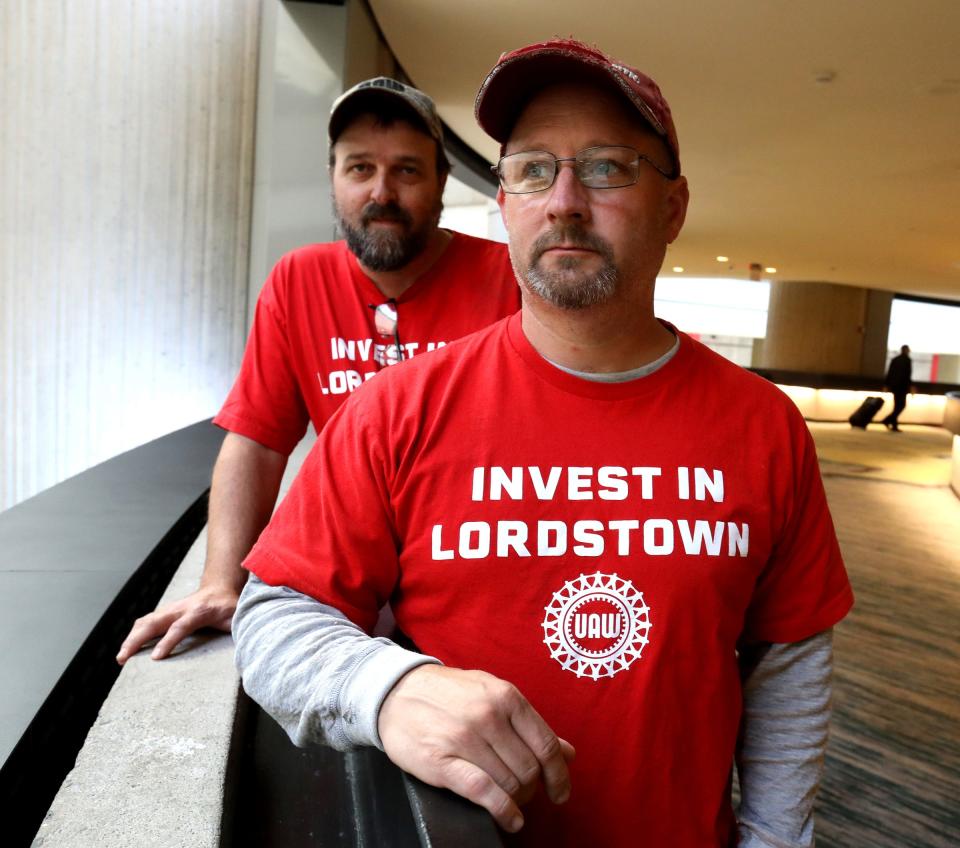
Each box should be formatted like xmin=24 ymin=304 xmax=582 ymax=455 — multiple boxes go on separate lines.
xmin=505 ymin=82 xmax=661 ymax=150
xmin=336 ymin=113 xmax=433 ymax=143
xmin=338 ymin=148 xmax=429 ymax=164
xmin=332 ymin=116 xmax=437 ymax=163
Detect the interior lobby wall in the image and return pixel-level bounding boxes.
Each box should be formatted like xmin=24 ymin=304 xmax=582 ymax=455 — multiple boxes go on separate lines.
xmin=860 ymin=289 xmax=894 ymax=377
xmin=759 ymin=280 xmax=887 ymax=376
xmin=245 ymin=0 xmax=405 ymax=320
xmin=0 ymin=1 xmax=261 ymax=511
xmin=246 ymin=1 xmax=348 ymax=321
xmin=344 ymin=0 xmax=400 ymax=87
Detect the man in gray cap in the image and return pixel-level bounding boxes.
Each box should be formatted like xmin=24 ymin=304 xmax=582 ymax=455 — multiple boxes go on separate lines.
xmin=117 ymin=77 xmax=519 ymax=665
xmin=234 ymin=40 xmax=852 ymax=847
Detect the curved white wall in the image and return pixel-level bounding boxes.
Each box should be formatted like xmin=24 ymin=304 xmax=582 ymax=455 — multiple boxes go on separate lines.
xmin=1 ymin=1 xmax=261 ymax=510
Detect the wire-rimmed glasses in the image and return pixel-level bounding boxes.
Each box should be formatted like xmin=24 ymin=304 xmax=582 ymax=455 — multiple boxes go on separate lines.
xmin=492 ymin=145 xmax=674 ymax=194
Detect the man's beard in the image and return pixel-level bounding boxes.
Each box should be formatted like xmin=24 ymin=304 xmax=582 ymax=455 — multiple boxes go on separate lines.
xmin=336 ymin=200 xmax=439 ymax=272
xmin=518 ymin=225 xmax=618 ymax=310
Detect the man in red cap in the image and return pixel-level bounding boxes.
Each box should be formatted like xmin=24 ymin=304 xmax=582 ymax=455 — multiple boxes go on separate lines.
xmin=234 ymin=40 xmax=853 ymax=847
xmin=116 ymin=77 xmax=519 ymax=665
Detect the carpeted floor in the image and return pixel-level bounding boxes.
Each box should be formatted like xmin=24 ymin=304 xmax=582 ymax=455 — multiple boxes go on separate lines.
xmin=810 ymin=425 xmax=959 ymax=847
xmin=810 ymin=422 xmax=954 ymax=488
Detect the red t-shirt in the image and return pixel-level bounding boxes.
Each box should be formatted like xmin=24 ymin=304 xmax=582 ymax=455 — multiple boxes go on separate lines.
xmin=246 ymin=313 xmax=854 ymax=847
xmin=213 ymin=232 xmax=519 ymax=454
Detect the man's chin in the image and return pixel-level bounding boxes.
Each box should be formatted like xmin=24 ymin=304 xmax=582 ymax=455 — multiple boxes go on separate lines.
xmin=360 ymin=251 xmax=411 ymax=273
xmin=529 ymin=266 xmax=600 ymax=295
xmin=524 ymin=281 xmax=613 ymax=310
xmin=523 ymin=264 xmax=618 ymax=310
xmin=339 ymin=212 xmax=434 ymax=272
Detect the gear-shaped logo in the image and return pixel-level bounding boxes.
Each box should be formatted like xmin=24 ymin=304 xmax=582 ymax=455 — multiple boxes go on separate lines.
xmin=541 ymin=572 xmax=652 ymax=680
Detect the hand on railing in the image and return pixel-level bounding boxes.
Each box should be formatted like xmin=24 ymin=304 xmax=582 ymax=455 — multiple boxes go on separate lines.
xmin=377 ymin=664 xmax=575 ymax=833
xmin=116 ymin=583 xmax=238 ymax=663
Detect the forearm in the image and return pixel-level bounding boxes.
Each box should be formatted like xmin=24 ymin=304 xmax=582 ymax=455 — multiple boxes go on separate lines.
xmin=736 ymin=630 xmax=834 ymax=848
xmin=202 ymin=432 xmax=288 ymax=592
xmin=233 ymin=574 xmax=438 ymax=750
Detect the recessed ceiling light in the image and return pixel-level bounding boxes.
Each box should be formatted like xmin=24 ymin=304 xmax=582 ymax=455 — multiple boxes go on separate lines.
xmin=672 ymin=266 xmax=684 ymax=273
xmin=716 ymin=255 xmax=729 ymax=262
xmin=765 ymin=267 xmax=777 ymax=274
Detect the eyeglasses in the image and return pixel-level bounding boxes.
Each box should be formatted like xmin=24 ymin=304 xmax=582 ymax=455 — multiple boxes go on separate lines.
xmin=492 ymin=145 xmax=674 ymax=194
xmin=369 ymin=299 xmax=404 ymax=364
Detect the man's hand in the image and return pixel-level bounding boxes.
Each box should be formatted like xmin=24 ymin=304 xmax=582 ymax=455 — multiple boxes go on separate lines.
xmin=378 ymin=665 xmax=574 ymax=833
xmin=116 ymin=584 xmax=239 ymax=664
xmin=115 ymin=432 xmax=288 ymax=665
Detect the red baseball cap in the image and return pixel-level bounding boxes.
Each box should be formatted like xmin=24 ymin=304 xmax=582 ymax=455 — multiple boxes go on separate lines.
xmin=475 ymin=38 xmax=681 ymax=177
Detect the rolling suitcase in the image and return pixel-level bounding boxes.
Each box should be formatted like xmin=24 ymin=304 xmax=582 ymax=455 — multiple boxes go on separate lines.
xmin=848 ymin=396 xmax=883 ymax=429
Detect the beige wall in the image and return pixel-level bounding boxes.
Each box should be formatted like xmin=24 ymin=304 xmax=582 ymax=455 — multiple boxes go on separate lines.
xmin=758 ymin=281 xmax=892 ymax=376
xmin=859 ymin=289 xmax=894 ymax=376
xmin=1 ymin=1 xmax=260 ymax=511
xmin=344 ymin=0 xmax=400 ymax=87
xmin=936 ymin=355 xmax=960 ymax=384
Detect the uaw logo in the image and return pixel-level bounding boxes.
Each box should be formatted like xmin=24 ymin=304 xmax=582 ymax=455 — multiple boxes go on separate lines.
xmin=542 ymin=572 xmax=651 ymax=680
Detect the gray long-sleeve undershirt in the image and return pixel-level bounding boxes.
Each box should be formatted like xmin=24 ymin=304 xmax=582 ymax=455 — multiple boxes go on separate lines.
xmin=234 ymin=574 xmax=834 ymax=848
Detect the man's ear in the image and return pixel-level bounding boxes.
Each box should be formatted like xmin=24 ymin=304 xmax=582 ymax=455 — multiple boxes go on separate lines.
xmin=496 ymin=186 xmax=507 ymax=216
xmin=664 ymin=176 xmax=689 ymax=245
xmin=495 ymin=187 xmax=511 ymax=234
xmin=328 ymin=141 xmax=338 ymax=175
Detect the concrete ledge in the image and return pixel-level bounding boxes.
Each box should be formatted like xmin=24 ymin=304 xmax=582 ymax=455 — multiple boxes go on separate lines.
xmin=29 ymin=432 xmax=493 ymax=845
xmin=32 ymin=531 xmax=238 ymax=848
xmin=32 ymin=434 xmax=316 ymax=847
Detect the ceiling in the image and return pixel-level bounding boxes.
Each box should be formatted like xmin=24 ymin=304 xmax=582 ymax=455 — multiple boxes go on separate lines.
xmin=369 ymin=0 xmax=960 ymax=300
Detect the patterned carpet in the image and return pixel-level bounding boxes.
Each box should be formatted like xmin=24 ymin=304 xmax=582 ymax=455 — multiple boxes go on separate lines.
xmin=811 ymin=422 xmax=954 ymax=488
xmin=811 ymin=426 xmax=959 ymax=847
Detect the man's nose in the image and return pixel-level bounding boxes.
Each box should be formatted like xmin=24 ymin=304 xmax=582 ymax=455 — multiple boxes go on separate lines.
xmin=368 ymin=170 xmax=397 ymax=205
xmin=544 ymin=162 xmax=591 ymax=223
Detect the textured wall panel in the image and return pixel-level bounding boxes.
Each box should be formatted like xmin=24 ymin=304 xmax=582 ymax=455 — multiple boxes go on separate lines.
xmin=759 ymin=281 xmax=873 ymax=375
xmin=1 ymin=1 xmax=261 ymax=510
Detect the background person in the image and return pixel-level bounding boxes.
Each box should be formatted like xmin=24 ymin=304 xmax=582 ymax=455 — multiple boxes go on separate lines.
xmin=882 ymin=344 xmax=913 ymax=432
xmin=234 ymin=40 xmax=853 ymax=847
xmin=116 ymin=77 xmax=519 ymax=664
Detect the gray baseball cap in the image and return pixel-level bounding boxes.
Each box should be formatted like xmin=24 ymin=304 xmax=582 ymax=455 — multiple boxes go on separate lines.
xmin=328 ymin=77 xmax=444 ymax=145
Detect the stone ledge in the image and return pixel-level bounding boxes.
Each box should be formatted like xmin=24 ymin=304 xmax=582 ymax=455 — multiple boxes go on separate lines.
xmin=32 ymin=529 xmax=237 ymax=848
xmin=32 ymin=434 xmax=317 ymax=847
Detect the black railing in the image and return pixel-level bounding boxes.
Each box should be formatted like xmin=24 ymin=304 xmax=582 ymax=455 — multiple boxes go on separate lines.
xmin=222 ymin=692 xmax=503 ymax=847
xmin=0 ymin=421 xmax=224 ymax=847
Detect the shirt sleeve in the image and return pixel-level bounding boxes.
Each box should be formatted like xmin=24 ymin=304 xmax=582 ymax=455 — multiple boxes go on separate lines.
xmin=213 ymin=263 xmax=310 ymax=455
xmin=736 ymin=630 xmax=834 ymax=848
xmin=233 ymin=574 xmax=440 ymax=750
xmin=242 ymin=383 xmax=401 ymax=634
xmin=742 ymin=419 xmax=853 ymax=644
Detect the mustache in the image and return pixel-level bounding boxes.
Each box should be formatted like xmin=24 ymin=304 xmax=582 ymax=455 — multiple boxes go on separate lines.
xmin=530 ymin=225 xmax=613 ymax=263
xmin=361 ymin=202 xmax=412 ymax=228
